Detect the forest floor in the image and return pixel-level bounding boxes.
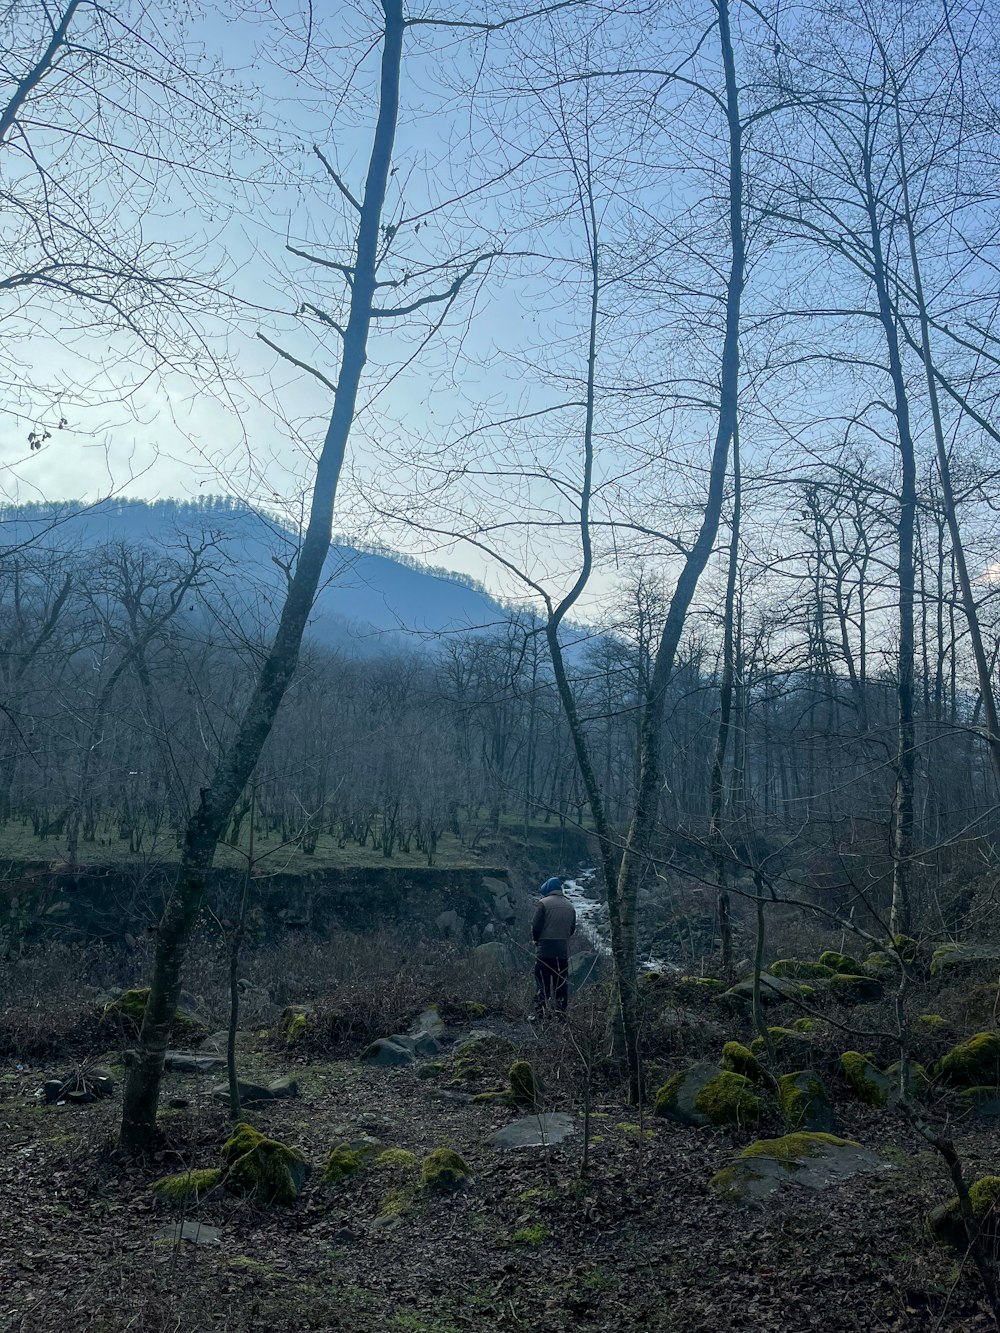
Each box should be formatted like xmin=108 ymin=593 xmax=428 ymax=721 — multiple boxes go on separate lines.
xmin=2 ymin=1002 xmax=999 ymax=1333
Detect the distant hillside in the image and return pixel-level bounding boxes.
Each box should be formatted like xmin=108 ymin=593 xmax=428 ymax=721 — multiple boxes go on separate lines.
xmin=0 ymin=497 xmax=512 ymax=651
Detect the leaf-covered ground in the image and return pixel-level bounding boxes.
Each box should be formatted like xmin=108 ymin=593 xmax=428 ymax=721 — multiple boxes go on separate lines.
xmin=2 ymin=1018 xmax=998 ymax=1333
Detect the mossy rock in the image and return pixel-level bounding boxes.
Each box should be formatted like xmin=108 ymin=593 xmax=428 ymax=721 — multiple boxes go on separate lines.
xmin=322 ymin=1135 xmax=382 ymax=1185
xmin=935 ymin=1032 xmax=1000 ymax=1087
xmin=280 ymin=1005 xmax=312 ymax=1043
xmin=778 ymin=1071 xmax=834 ymax=1133
xmin=463 ymin=1001 xmax=487 ymax=1019
xmin=674 ymin=976 xmax=727 ymax=1004
xmin=749 ymin=1026 xmax=814 ymax=1068
xmin=953 ymin=1086 xmax=1000 ymax=1121
xmin=151 ymin=1168 xmax=223 ymax=1205
xmin=721 ymin=1041 xmax=762 ymax=1082
xmin=818 ymin=950 xmax=862 ymax=975
xmin=654 ymin=1061 xmax=762 ymax=1128
xmin=839 ymin=1051 xmax=892 ymax=1107
xmin=221 ymin=1122 xmax=308 ymax=1205
xmin=770 ymin=959 xmax=835 ymax=980
xmin=863 ymin=951 xmax=895 ymax=978
xmin=103 ymin=987 xmax=206 ymax=1040
xmin=373 ymin=1148 xmax=418 ymax=1172
xmin=710 ymin=1132 xmax=881 ymax=1205
xmin=378 ymin=1186 xmax=413 ymax=1218
xmin=509 ymin=1060 xmax=540 ymax=1109
xmin=890 ymin=933 xmax=919 ymax=963
xmin=791 ymin=1017 xmax=816 ymax=1034
xmin=420 ymin=1147 xmax=472 ymax=1192
xmin=917 ymin=1013 xmax=947 ymax=1030
xmin=930 ymin=944 xmax=1000 ymax=977
xmin=927 ymin=1176 xmax=1000 ymax=1254
xmin=828 ymin=973 xmax=884 ymax=1004
xmin=723 ymin=976 xmax=814 ymax=1005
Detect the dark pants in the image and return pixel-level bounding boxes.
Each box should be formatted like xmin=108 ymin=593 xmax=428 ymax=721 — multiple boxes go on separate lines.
xmin=534 ymin=954 xmax=569 ymax=1013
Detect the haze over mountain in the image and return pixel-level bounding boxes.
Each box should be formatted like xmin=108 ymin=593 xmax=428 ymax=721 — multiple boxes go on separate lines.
xmin=0 ymin=497 xmax=511 ymax=651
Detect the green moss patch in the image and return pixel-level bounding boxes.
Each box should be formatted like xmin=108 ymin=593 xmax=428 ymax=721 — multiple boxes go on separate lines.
xmin=512 ymin=1223 xmax=548 ymax=1246
xmin=151 ymin=1168 xmax=222 ymax=1204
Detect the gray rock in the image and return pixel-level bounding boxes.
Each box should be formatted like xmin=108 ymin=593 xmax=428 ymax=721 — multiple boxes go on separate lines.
xmin=44 ymin=1068 xmax=114 ymax=1105
xmin=435 ymin=908 xmax=462 ymax=937
xmin=210 ymin=1076 xmax=298 ymax=1104
xmin=362 ymin=1037 xmax=416 ymax=1067
xmin=414 ymin=1007 xmax=446 ymax=1039
xmin=724 ymin=974 xmax=813 ymax=1004
xmin=474 ymin=940 xmax=517 ymax=972
xmin=156 ymin=1221 xmax=221 ymax=1247
xmin=710 ymin=1133 xmax=886 ymax=1206
xmin=569 ymin=953 xmax=601 ymax=991
xmin=164 ymin=1051 xmax=226 ymax=1074
xmin=412 ymin=1031 xmax=443 ymax=1059
xmin=779 ymin=1071 xmax=836 ymax=1133
xmin=490 ymin=1112 xmax=578 ymax=1150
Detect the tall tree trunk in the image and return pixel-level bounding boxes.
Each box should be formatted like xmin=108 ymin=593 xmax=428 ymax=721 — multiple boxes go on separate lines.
xmin=860 ymin=125 xmax=916 ymax=938
xmin=892 ymin=95 xmax=1000 ymax=797
xmin=119 ymin=0 xmax=405 ymax=1152
xmin=611 ymin=0 xmax=744 ymax=1101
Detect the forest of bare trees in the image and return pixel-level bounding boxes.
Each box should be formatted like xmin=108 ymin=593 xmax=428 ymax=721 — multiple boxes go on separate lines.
xmin=8 ymin=0 xmax=1000 ymax=1327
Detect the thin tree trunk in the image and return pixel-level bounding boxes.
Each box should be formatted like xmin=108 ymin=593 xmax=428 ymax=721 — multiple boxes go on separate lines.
xmin=119 ymin=0 xmax=405 ymax=1152
xmin=710 ymin=422 xmax=741 ymax=974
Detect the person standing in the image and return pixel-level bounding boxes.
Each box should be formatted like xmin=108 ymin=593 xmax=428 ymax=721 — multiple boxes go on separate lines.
xmin=531 ymin=876 xmax=577 ymax=1018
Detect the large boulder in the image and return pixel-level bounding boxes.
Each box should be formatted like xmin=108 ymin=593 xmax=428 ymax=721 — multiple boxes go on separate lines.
xmin=710 ymin=1133 xmax=884 ymax=1206
xmin=221 ymin=1123 xmax=308 ymax=1205
xmin=839 ymin=1051 xmax=894 ymax=1107
xmin=362 ymin=1037 xmax=417 ymax=1067
xmin=827 ymin=973 xmax=884 ymax=1004
xmin=928 ymin=1177 xmax=1000 ymax=1255
xmin=420 ymin=1148 xmax=472 ymax=1191
xmin=935 ymin=1032 xmax=1000 ymax=1087
xmin=653 ymin=1060 xmax=762 ymax=1128
xmin=474 ymin=940 xmax=518 ymax=973
xmin=769 ymin=960 xmax=835 ymax=980
xmin=569 ymin=952 xmax=601 ymax=991
xmin=778 ymin=1071 xmax=835 ymax=1133
xmin=211 ymin=1076 xmax=298 ymax=1104
xmin=490 ymin=1112 xmax=576 ymax=1150
xmin=930 ymin=943 xmax=1000 ymax=977
xmin=723 ymin=975 xmax=814 ymax=1005
xmin=103 ymin=987 xmax=207 ymax=1041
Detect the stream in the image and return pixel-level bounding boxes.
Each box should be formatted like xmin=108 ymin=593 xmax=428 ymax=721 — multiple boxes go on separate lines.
xmin=561 ymin=867 xmax=674 ymax=972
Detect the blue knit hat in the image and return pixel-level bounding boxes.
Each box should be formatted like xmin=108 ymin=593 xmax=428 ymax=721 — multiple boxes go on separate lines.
xmin=540 ymin=876 xmax=563 ymax=895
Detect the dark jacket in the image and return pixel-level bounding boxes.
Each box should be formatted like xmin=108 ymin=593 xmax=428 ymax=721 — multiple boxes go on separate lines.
xmin=531 ymin=890 xmax=577 ymax=959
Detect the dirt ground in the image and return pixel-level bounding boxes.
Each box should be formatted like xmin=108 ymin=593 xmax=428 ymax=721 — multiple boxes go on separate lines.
xmin=2 ymin=1013 xmax=998 ymax=1333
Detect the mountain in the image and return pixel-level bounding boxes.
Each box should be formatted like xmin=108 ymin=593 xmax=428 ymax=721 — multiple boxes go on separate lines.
xmin=0 ymin=497 xmax=512 ymax=651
